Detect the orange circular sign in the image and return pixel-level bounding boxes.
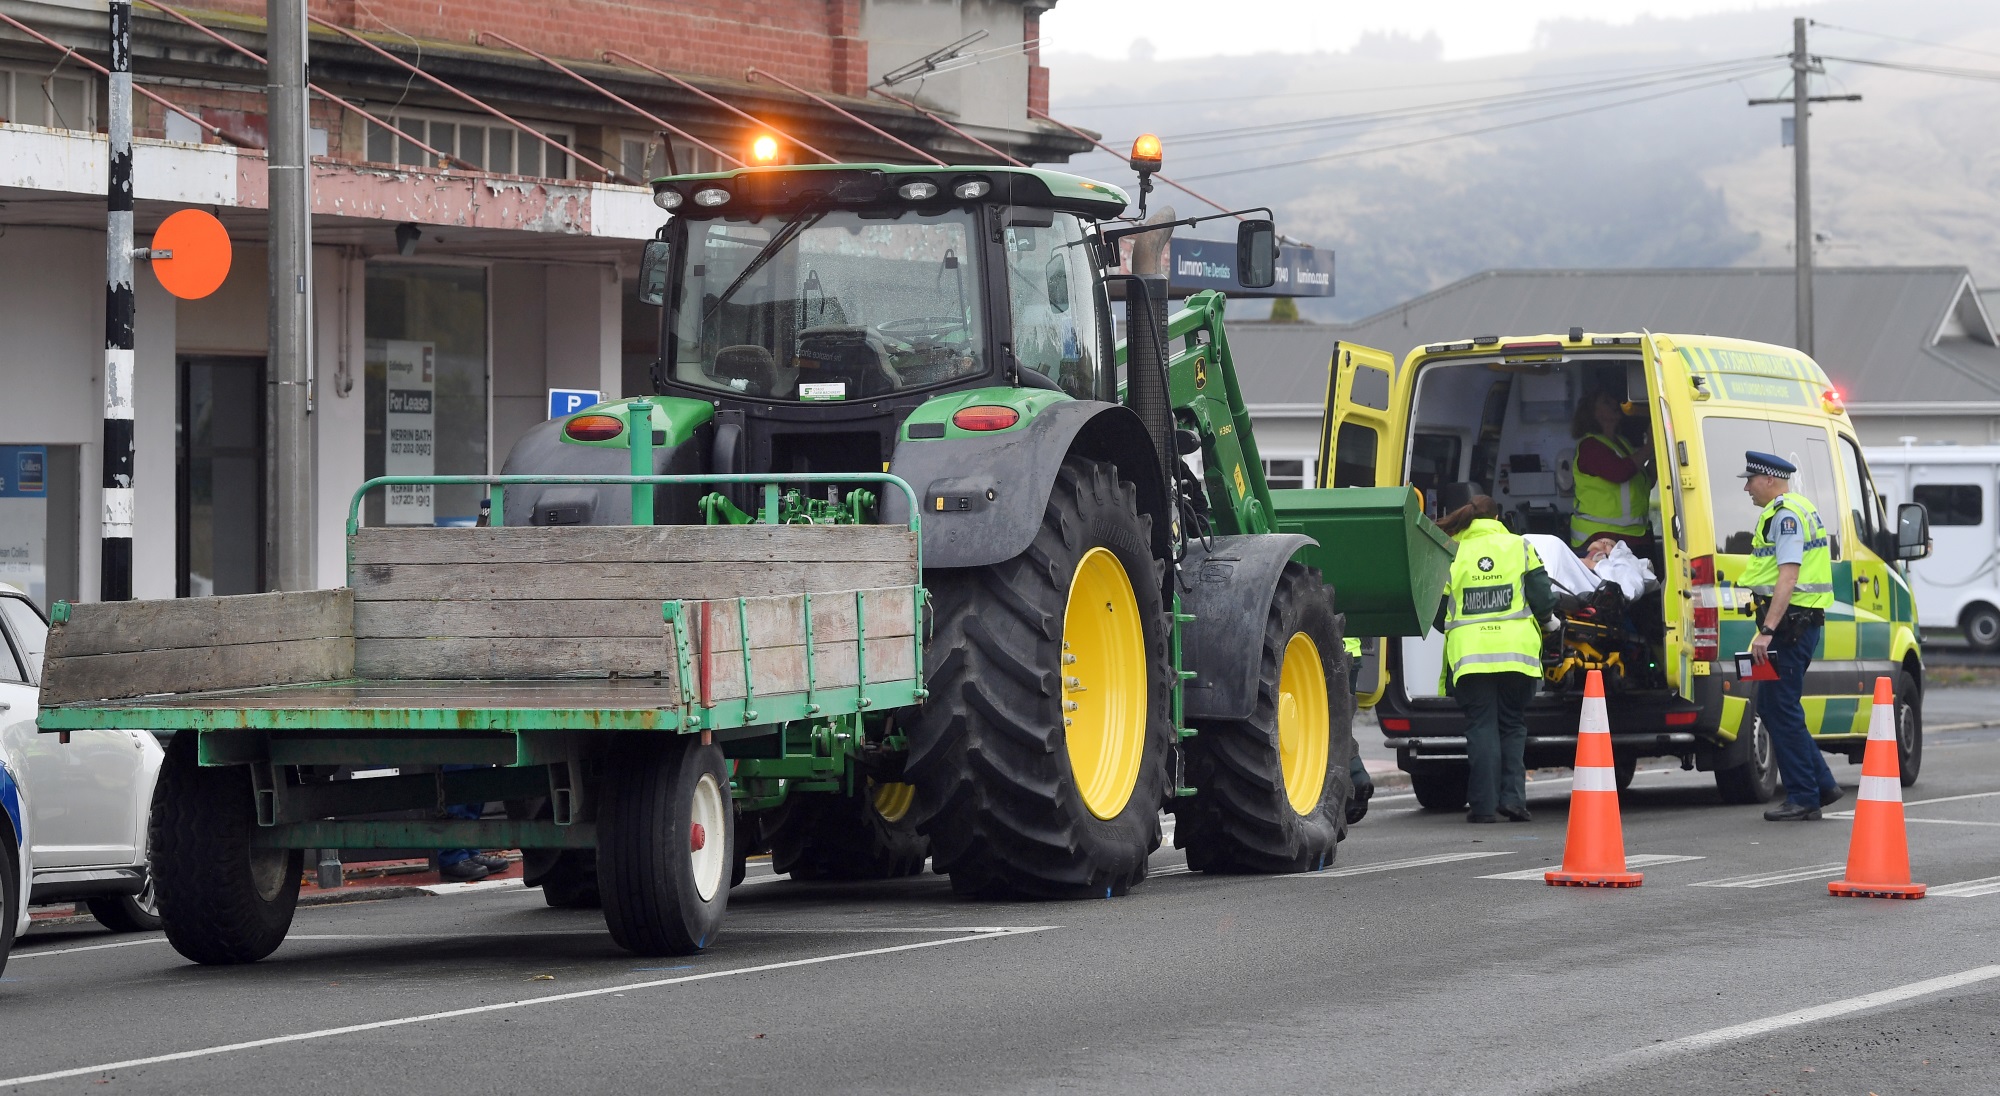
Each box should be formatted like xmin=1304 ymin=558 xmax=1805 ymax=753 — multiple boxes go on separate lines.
xmin=150 ymin=209 xmax=232 ymax=300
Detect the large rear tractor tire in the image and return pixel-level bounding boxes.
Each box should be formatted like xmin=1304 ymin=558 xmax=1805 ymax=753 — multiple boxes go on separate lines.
xmin=1714 ymin=715 xmax=1780 ymax=804
xmin=907 ymin=457 xmax=1172 ymax=899
xmin=766 ymin=780 xmax=928 ymax=880
xmin=1409 ymin=767 xmax=1469 ymax=812
xmin=150 ymin=732 xmax=301 ymax=965
xmin=1176 ymin=565 xmax=1355 ymax=873
xmin=597 ymin=735 xmax=731 ymax=956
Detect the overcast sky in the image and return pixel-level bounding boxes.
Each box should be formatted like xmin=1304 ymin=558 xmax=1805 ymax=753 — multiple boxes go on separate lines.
xmin=1040 ymin=0 xmax=1796 ymax=61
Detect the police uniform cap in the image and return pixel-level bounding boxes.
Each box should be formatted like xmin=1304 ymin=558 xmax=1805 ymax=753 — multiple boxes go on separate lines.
xmin=1739 ymin=451 xmax=1796 ymax=479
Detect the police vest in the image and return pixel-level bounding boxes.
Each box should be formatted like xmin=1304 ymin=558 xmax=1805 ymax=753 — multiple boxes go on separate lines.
xmin=1571 ymin=433 xmax=1649 ymax=545
xmin=1443 ymin=518 xmax=1545 ymax=682
xmin=1736 ymin=492 xmax=1834 ymax=609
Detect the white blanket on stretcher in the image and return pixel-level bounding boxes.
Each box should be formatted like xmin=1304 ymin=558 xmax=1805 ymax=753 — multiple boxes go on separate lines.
xmin=1524 ymin=534 xmax=1655 ymax=601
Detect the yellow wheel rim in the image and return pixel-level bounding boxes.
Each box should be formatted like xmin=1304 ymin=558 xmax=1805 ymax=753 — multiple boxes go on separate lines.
xmin=1277 ymin=632 xmax=1331 ymax=815
xmin=1061 ymin=546 xmax=1148 ymax=821
xmin=871 ymin=780 xmax=915 ymax=824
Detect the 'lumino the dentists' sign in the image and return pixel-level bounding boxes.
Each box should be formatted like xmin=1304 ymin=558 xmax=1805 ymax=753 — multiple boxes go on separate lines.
xmin=1168 ymin=238 xmax=1336 ymax=298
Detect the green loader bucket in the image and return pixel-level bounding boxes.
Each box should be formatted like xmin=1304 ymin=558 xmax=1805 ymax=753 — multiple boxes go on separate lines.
xmin=1270 ymin=487 xmax=1456 ymax=638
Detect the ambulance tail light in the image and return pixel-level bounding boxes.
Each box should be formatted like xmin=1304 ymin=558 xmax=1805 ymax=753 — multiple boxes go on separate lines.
xmin=1380 ymin=717 xmax=1412 ymax=732
xmin=1688 ymin=554 xmax=1719 ymax=662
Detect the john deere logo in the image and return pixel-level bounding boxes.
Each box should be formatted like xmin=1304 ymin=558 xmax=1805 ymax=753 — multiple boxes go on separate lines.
xmin=1194 ymin=357 xmax=1208 ymax=390
xmin=1477 ymin=556 xmax=1495 ymax=572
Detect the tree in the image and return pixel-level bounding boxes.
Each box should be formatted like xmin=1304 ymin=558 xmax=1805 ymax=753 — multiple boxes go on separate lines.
xmin=1268 ymin=297 xmax=1299 ymax=323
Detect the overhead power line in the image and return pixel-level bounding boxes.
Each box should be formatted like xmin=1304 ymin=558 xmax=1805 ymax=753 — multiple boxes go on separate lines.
xmin=1820 ymin=54 xmax=2000 ymax=85
xmin=1812 ymin=21 xmax=2000 ymax=64
xmin=1174 ymin=68 xmax=1780 ymax=182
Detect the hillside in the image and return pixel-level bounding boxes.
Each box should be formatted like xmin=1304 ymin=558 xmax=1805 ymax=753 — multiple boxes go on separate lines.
xmin=1042 ymin=0 xmax=2000 ymax=322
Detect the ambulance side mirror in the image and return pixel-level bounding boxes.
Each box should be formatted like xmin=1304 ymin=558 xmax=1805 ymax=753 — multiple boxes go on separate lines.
xmin=1895 ymin=502 xmax=1931 ymax=561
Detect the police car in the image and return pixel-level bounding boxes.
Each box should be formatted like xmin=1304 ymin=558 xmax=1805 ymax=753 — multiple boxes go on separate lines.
xmin=1 ymin=585 xmax=164 ymax=977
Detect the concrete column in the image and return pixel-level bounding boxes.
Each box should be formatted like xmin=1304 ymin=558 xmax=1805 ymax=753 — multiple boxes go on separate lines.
xmin=312 ymin=247 xmax=364 ymax=590
xmin=130 ymin=273 xmax=176 ymax=599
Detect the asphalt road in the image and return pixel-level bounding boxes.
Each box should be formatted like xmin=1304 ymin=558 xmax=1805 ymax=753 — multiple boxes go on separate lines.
xmin=4 ymin=723 xmax=1999 ymax=1094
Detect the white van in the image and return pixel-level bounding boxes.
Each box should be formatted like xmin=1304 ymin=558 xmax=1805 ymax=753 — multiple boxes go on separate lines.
xmin=1865 ymin=444 xmax=2000 ymax=650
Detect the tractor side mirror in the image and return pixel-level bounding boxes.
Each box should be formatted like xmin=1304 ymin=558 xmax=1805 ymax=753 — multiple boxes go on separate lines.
xmin=1237 ymin=219 xmax=1277 ymax=289
xmin=1896 ymin=502 xmax=1931 ymax=561
xmin=638 ymin=239 xmax=672 ymax=305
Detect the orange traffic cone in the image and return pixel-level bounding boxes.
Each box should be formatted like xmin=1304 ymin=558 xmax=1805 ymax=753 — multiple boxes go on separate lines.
xmin=1829 ymin=677 xmax=1925 ymax=899
xmin=1546 ymin=670 xmax=1643 ymax=888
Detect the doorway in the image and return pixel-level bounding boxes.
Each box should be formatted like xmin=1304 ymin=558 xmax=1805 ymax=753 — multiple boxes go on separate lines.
xmin=177 ymin=355 xmax=266 ymax=597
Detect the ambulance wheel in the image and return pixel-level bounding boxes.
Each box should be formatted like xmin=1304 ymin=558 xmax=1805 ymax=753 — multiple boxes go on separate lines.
xmin=1614 ymin=754 xmax=1637 ymax=792
xmin=766 ymin=780 xmax=928 ymax=881
xmin=1714 ymin=715 xmax=1780 ymax=804
xmin=1410 ymin=767 xmax=1468 ymax=812
xmin=1896 ymin=671 xmax=1922 ymax=787
xmin=150 ymin=731 xmax=301 ymax=965
xmin=0 ymin=823 xmax=19 ymax=979
xmin=1177 ymin=565 xmax=1354 ymax=873
xmin=598 ymin=735 xmax=731 ymax=956
xmin=907 ymin=456 xmax=1171 ymax=899
xmin=1963 ymin=604 xmax=2000 ymax=653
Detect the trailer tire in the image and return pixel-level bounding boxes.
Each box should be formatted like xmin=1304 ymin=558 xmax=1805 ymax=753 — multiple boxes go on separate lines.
xmin=907 ymin=456 xmax=1171 ymax=899
xmin=536 ymin=852 xmax=601 ymax=909
xmin=150 ymin=731 xmax=301 ymax=965
xmin=1714 ymin=715 xmax=1780 ymax=804
xmin=597 ymin=735 xmax=731 ymax=956
xmin=766 ymin=781 xmax=928 ymax=881
xmin=1409 ymin=767 xmax=1469 ymax=812
xmin=1176 ymin=565 xmax=1354 ymax=873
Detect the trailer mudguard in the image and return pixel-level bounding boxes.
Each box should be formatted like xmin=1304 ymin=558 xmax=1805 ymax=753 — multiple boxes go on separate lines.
xmin=884 ymin=400 xmax=1170 ymax=570
xmin=1180 ymin=533 xmax=1320 ymax=722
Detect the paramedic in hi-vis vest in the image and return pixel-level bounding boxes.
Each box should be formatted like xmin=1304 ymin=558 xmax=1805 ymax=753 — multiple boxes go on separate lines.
xmin=1436 ymin=496 xmax=1558 ymax=823
xmin=1739 ymin=451 xmax=1846 ymax=822
xmin=1569 ymin=388 xmax=1654 ymax=552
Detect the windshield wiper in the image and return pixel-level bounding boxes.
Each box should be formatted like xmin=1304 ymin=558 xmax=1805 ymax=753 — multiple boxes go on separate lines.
xmin=702 ymin=208 xmax=828 ymax=328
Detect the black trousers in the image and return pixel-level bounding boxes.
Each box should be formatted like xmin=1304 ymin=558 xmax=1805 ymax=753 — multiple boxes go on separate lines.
xmin=1455 ymin=671 xmax=1534 ymax=816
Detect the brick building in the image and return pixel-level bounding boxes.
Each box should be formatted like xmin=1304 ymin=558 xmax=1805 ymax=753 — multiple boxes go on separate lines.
xmin=0 ymin=0 xmax=1086 ymax=605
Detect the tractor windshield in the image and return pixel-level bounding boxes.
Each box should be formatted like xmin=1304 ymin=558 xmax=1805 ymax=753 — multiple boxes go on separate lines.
xmin=669 ymin=208 xmax=987 ymax=402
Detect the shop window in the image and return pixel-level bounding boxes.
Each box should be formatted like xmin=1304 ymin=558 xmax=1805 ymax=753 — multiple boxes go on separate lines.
xmin=177 ymin=358 xmax=266 ymax=597
xmin=0 ymin=444 xmax=79 ymax=608
xmin=365 ymin=110 xmax=573 ymax=178
xmin=364 ymin=265 xmax=489 ymax=527
xmin=1263 ymin=459 xmax=1311 ymax=491
xmin=1913 ymin=484 xmax=1981 ymax=527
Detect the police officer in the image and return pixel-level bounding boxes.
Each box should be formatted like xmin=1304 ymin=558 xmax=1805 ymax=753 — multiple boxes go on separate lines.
xmin=1738 ymin=451 xmax=1845 ymax=821
xmin=1436 ymin=496 xmax=1558 ymax=822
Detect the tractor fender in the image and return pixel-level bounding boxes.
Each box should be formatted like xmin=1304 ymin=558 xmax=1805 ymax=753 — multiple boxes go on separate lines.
xmin=885 ymin=400 xmax=1171 ymax=570
xmin=1180 ymin=533 xmax=1322 ymax=722
xmin=499 ymin=416 xmax=710 ymax=527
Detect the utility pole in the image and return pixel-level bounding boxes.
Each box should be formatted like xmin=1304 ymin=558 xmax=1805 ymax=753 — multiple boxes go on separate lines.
xmin=1750 ymin=18 xmax=1859 ymax=357
xmin=268 ymin=0 xmax=313 ymax=591
xmin=101 ymin=0 xmax=134 ymax=601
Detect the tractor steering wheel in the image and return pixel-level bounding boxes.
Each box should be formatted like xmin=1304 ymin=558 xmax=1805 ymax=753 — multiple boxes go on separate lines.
xmin=876 ymin=317 xmax=966 ymax=348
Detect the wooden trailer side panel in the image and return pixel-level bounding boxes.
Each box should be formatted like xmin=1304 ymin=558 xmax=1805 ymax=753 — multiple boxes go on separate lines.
xmin=40 ymin=589 xmax=356 ymax=705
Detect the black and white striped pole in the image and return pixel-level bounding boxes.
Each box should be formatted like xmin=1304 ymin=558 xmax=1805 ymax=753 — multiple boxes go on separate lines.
xmin=102 ymin=0 xmax=135 ymax=602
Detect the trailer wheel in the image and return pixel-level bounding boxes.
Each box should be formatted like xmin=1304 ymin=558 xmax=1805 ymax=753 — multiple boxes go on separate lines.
xmin=150 ymin=731 xmax=301 ymax=965
xmin=1177 ymin=565 xmax=1354 ymax=873
xmin=535 ymin=852 xmax=601 ymax=909
xmin=1409 ymin=767 xmax=1469 ymax=812
xmin=766 ymin=780 xmax=928 ymax=880
xmin=1714 ymin=715 xmax=1780 ymax=804
xmin=908 ymin=456 xmax=1171 ymax=899
xmin=597 ymin=735 xmax=731 ymax=956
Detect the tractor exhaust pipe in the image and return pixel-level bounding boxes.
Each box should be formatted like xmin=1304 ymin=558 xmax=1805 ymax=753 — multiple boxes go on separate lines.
xmin=1123 ymin=206 xmax=1176 ymax=507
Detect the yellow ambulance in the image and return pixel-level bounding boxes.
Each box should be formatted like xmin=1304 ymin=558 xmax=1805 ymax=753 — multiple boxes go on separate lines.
xmin=1324 ymin=330 xmax=1930 ymax=809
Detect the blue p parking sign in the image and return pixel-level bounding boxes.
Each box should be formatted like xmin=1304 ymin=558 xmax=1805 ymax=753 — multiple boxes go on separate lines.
xmin=548 ymin=389 xmax=601 ymax=419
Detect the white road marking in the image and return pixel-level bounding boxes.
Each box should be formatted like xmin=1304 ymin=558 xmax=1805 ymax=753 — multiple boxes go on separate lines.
xmin=1896 ymin=817 xmax=2000 ymax=827
xmin=1480 ymin=854 xmax=1705 ymax=881
xmin=1928 ymin=875 xmax=2000 ymax=898
xmin=1687 ymin=862 xmax=1847 ymax=888
xmin=9 ymin=937 xmax=167 ymax=960
xmin=0 ymin=926 xmax=1055 ymax=1088
xmin=416 ymin=877 xmax=527 ymax=896
xmin=1824 ymin=787 xmax=2000 ymax=819
xmin=1288 ymin=851 xmax=1513 ymax=878
xmin=1609 ymin=965 xmax=2000 ymax=1066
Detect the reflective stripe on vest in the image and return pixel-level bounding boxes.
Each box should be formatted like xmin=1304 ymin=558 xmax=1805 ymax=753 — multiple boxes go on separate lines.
xmin=1571 ymin=433 xmax=1647 ymax=541
xmin=1735 ymin=492 xmax=1835 ymax=609
xmin=1443 ymin=520 xmax=1544 ymax=680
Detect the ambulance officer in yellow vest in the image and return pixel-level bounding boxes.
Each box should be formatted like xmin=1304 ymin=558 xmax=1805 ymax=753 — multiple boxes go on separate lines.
xmin=1570 ymin=388 xmax=1654 ymax=551
xmin=1436 ymin=496 xmax=1558 ymax=822
xmin=1739 ymin=451 xmax=1846 ymax=821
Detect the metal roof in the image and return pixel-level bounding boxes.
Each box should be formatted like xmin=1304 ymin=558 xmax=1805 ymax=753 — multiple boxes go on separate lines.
xmin=1226 ymin=267 xmax=2000 ymax=411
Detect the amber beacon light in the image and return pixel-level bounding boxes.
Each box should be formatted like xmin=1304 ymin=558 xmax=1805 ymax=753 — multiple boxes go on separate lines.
xmin=1128 ymin=132 xmax=1163 ymax=173
xmin=750 ymin=134 xmax=780 ymax=163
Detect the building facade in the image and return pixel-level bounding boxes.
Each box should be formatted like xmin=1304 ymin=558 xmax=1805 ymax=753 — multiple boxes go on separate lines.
xmin=0 ymin=0 xmax=1083 ymax=606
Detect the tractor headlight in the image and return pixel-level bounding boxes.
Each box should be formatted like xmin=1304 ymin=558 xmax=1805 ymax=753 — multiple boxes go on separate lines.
xmin=897 ymin=179 xmax=939 ymax=201
xmin=953 ymin=178 xmax=991 ymax=200
xmin=693 ymin=187 xmax=731 ymax=208
xmin=652 ymin=188 xmax=683 ymax=211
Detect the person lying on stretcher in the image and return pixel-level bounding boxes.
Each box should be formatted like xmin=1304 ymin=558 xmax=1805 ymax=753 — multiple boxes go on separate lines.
xmin=1525 ymin=534 xmax=1656 ymax=603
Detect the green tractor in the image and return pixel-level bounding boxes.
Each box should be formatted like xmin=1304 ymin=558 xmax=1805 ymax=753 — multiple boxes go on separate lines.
xmin=502 ymin=162 xmax=1450 ymax=899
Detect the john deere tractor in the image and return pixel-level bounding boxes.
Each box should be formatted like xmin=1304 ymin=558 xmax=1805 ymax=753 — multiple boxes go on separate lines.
xmin=501 ymin=161 xmax=1450 ymax=900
